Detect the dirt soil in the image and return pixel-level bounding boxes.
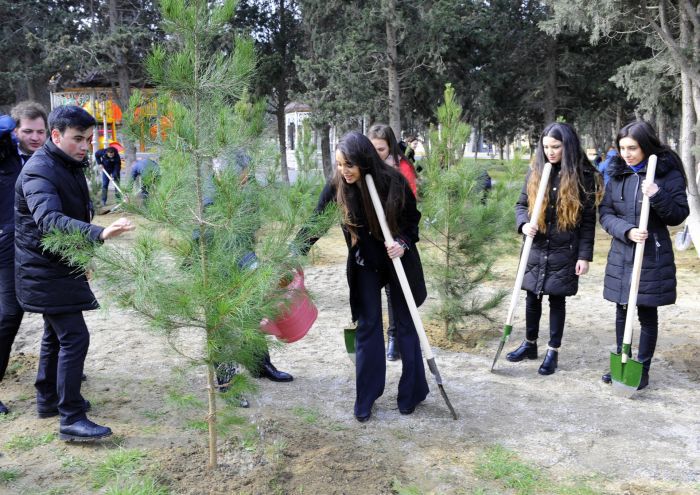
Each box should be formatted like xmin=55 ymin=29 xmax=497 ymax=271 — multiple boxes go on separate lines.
xmin=0 ymin=215 xmax=699 ymax=495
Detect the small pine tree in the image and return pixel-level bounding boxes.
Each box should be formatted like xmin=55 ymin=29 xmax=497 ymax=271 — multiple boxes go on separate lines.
xmin=43 ymin=0 xmax=329 ymax=469
xmin=420 ymin=84 xmax=519 ymax=341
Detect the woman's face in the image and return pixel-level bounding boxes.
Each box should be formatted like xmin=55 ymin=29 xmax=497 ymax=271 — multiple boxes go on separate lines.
xmin=336 ymin=150 xmax=361 ymax=185
xmin=542 ymin=136 xmax=563 ymax=164
xmin=618 ymin=137 xmax=645 ymax=166
xmin=370 ymin=138 xmax=390 ymax=162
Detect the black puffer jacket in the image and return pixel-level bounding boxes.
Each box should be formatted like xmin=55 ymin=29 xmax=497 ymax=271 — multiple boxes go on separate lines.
xmin=515 ymin=164 xmax=599 ymax=296
xmin=0 ymin=148 xmax=22 ymax=267
xmin=14 ymin=140 xmax=105 ymax=314
xmin=599 ymin=153 xmax=688 ymax=306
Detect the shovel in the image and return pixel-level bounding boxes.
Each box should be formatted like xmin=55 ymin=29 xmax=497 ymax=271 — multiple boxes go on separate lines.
xmin=611 ymin=155 xmax=657 ymax=396
xmin=365 ymin=174 xmax=458 ymax=420
xmin=99 ymin=165 xmax=128 ymax=213
xmin=491 ymin=162 xmax=552 ymax=371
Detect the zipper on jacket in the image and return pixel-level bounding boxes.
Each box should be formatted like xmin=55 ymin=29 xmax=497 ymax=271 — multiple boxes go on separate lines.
xmin=653 ymin=233 xmax=660 ymax=262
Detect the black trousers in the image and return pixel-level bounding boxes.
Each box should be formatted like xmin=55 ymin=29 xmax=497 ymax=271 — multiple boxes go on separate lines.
xmin=0 ymin=265 xmax=24 ymax=382
xmin=385 ymin=285 xmax=396 ymax=339
xmin=35 ymin=312 xmax=90 ymax=425
xmin=615 ymin=304 xmax=658 ymax=372
xmin=354 ymin=265 xmax=428 ymax=417
xmin=525 ymin=291 xmax=566 ymax=348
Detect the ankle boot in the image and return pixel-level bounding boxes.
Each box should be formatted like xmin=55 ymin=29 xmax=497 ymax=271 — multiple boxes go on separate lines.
xmin=386 ymin=335 xmax=400 ymax=361
xmin=506 ymin=340 xmax=538 ymax=362
xmin=538 ymin=349 xmax=558 ymax=375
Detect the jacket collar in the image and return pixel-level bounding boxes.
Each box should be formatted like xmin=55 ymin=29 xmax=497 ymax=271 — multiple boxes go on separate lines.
xmin=43 ymin=140 xmax=89 ymax=170
xmin=607 ymin=152 xmax=677 ymax=179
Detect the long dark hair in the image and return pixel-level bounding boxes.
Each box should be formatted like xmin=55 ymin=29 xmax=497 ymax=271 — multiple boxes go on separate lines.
xmin=529 ymin=122 xmax=603 ymax=232
xmin=367 ymin=123 xmax=408 ymax=166
xmin=616 ymin=120 xmax=687 ymax=184
xmin=333 ymin=131 xmax=406 ymax=244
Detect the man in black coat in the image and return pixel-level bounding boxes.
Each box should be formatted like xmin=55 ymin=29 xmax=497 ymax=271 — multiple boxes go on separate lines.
xmin=15 ymin=105 xmax=134 ymax=440
xmin=95 ymin=146 xmax=122 ymax=205
xmin=0 ymin=102 xmax=48 ymax=415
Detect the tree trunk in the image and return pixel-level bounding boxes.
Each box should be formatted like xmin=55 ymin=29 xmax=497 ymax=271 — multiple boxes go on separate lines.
xmin=109 ymin=0 xmax=136 ymax=172
xmin=320 ymin=124 xmax=333 ymax=179
xmin=384 ymin=0 xmax=401 ymax=137
xmin=656 ymin=111 xmax=667 ymax=143
xmin=679 ymin=2 xmax=700 ymax=257
xmin=543 ymin=36 xmax=557 ymax=124
xmin=276 ymin=102 xmax=290 ymax=183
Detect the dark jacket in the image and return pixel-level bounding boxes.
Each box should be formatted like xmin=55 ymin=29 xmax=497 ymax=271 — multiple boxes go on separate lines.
xmin=515 ymin=164 xmax=599 ymax=296
xmin=0 ymin=146 xmax=22 ymax=267
xmin=95 ymin=147 xmax=121 ymax=177
xmin=599 ymin=153 xmax=689 ymax=306
xmin=14 ymin=140 xmax=105 ymax=314
xmin=302 ymin=178 xmax=427 ymax=320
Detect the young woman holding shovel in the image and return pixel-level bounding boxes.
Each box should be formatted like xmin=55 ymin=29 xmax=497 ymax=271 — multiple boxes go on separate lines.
xmin=367 ymin=124 xmax=418 ymax=362
xmin=506 ymin=122 xmax=602 ymax=375
xmin=599 ymin=121 xmax=688 ymax=390
xmin=298 ymin=131 xmax=429 ymax=422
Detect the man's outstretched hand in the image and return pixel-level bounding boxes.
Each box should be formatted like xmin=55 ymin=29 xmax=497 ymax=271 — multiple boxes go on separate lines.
xmin=100 ymin=217 xmax=135 ymax=240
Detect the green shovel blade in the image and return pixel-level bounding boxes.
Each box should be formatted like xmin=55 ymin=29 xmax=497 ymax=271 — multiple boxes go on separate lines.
xmin=344 ymin=327 xmax=356 ymax=364
xmin=610 ymin=350 xmax=643 ymax=394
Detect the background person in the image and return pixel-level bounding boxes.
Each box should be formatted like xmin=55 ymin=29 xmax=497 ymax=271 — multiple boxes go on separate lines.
xmin=95 ymin=146 xmax=122 ymax=205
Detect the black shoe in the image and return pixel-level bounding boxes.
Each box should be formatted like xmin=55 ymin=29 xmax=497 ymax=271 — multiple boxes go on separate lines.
xmin=637 ymin=371 xmax=649 ymax=390
xmin=355 ymin=412 xmax=371 ymax=422
xmin=386 ymin=335 xmax=400 ymax=361
xmin=538 ymin=349 xmax=558 ymax=375
xmin=38 ymin=400 xmax=91 ymax=419
xmin=601 ymin=372 xmax=612 ymax=384
xmin=59 ymin=418 xmax=112 ymax=442
xmin=254 ymin=361 xmax=293 ymax=382
xmin=0 ymin=400 xmax=8 ymax=415
xmin=399 ymin=406 xmax=415 ymax=415
xmin=506 ymin=340 xmax=538 ymax=362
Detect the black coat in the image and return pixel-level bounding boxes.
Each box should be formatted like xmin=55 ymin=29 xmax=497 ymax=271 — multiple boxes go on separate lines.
xmin=303 ymin=178 xmax=427 ymax=321
xmin=14 ymin=140 xmax=105 ymax=314
xmin=599 ymin=153 xmax=688 ymax=307
xmin=0 ymin=148 xmax=22 ymax=267
xmin=515 ymin=164 xmax=598 ymax=296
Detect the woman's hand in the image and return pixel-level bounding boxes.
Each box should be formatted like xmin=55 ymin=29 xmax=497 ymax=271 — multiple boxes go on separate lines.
xmin=522 ymin=222 xmax=538 ymax=238
xmin=641 ymin=178 xmax=659 ymax=198
xmin=575 ymin=259 xmax=589 ymax=276
xmin=386 ymin=240 xmax=405 ymax=259
xmin=627 ymin=227 xmax=648 ymax=243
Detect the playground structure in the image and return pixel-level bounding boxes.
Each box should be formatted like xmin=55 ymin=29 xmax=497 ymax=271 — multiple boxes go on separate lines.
xmin=50 ymin=87 xmax=162 ymax=153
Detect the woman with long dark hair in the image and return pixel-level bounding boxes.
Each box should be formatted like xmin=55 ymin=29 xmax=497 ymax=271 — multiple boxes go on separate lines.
xmin=506 ymin=122 xmax=603 ymax=375
xmin=367 ymin=124 xmax=419 ymax=361
xmin=599 ymin=121 xmax=688 ymax=389
xmin=299 ymin=131 xmax=429 ymax=421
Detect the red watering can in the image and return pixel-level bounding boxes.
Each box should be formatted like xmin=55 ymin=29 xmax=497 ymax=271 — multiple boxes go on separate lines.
xmin=260 ymin=269 xmax=317 ymax=343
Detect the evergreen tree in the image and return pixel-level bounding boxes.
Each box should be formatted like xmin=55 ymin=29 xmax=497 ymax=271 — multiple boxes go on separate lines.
xmin=420 ymin=84 xmax=520 ymax=340
xmin=44 ymin=0 xmax=327 ymax=469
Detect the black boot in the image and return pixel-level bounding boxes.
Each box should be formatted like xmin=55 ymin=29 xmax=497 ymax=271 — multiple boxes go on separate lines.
xmin=386 ymin=334 xmax=400 ymax=361
xmin=637 ymin=369 xmax=650 ymax=390
xmin=506 ymin=340 xmax=538 ymax=362
xmin=0 ymin=400 xmax=8 ymax=415
xmin=601 ymin=372 xmax=612 ymax=384
xmin=253 ymin=353 xmax=293 ymax=382
xmin=538 ymin=349 xmax=558 ymax=375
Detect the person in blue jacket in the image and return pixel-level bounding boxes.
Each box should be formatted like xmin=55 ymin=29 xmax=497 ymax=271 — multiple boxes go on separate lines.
xmin=598 ymin=146 xmax=618 ymax=186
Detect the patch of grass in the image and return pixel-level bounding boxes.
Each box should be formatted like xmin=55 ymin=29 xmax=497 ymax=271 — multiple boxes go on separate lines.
xmin=142 ymin=409 xmax=167 ymax=421
xmin=291 ymin=406 xmax=319 ymax=425
xmin=327 ymin=422 xmax=348 ymax=431
xmin=5 ymin=432 xmax=56 ymax=452
xmin=15 ymin=393 xmax=32 ymax=401
xmin=33 ymin=488 xmax=70 ymax=495
xmin=391 ymin=479 xmax=423 ymax=495
xmin=91 ymin=448 xmax=148 ymax=488
xmin=0 ymin=411 xmax=19 ymax=423
xmin=184 ymin=419 xmax=208 ymax=431
xmin=165 ymin=390 xmax=203 ymax=409
xmin=57 ymin=450 xmax=89 ymax=474
xmin=554 ymin=484 xmax=604 ymax=495
xmin=0 ymin=468 xmax=20 ymax=482
xmin=104 ymin=476 xmax=170 ymax=495
xmin=237 ymin=424 xmax=259 ymax=452
xmin=264 ymin=439 xmax=288 ymax=463
xmin=475 ymin=445 xmax=540 ymax=495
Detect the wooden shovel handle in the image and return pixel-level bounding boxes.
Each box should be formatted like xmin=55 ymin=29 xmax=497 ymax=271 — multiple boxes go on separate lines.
xmin=621 ymin=155 xmax=657 ymax=362
xmin=505 ymin=162 xmax=552 ymax=325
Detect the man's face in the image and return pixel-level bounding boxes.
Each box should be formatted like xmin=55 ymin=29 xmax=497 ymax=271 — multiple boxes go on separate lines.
xmin=51 ymin=127 xmax=94 ymax=162
xmin=16 ymin=117 xmax=47 ymax=154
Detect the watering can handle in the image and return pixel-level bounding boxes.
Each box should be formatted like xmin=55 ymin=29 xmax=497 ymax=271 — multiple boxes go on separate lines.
xmin=620 ymin=155 xmax=657 ymax=363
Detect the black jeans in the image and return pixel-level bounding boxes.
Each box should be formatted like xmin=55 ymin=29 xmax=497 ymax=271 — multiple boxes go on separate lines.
xmin=525 ymin=291 xmax=566 ymax=348
xmin=385 ymin=285 xmax=396 ymax=339
xmin=0 ymin=265 xmax=24 ymax=382
xmin=354 ymin=265 xmax=428 ymax=417
xmin=615 ymin=304 xmax=658 ymax=372
xmin=35 ymin=312 xmax=90 ymax=425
